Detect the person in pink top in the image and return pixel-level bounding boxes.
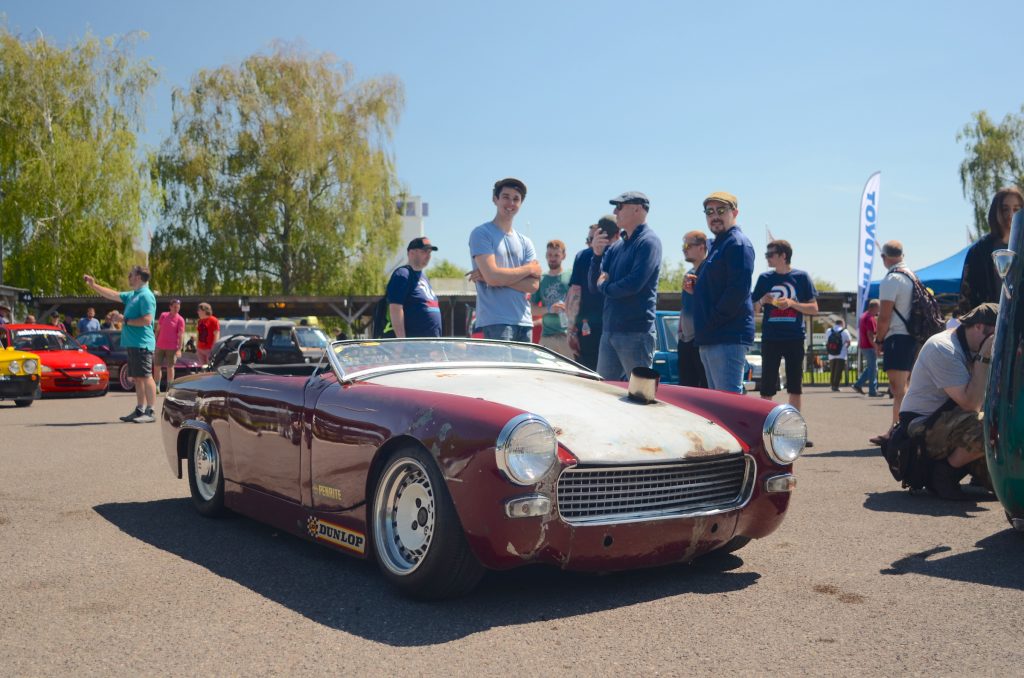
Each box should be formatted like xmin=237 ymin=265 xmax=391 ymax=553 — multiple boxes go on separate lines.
xmin=153 ymin=299 xmax=186 ymax=388
xmin=852 ymin=299 xmax=882 ymax=397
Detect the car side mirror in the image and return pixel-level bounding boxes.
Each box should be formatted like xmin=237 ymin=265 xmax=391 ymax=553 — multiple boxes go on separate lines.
xmin=992 ymin=249 xmax=1016 ymax=300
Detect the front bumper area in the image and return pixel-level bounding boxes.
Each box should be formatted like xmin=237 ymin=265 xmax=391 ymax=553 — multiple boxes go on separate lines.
xmin=0 ymin=375 xmax=41 ymax=401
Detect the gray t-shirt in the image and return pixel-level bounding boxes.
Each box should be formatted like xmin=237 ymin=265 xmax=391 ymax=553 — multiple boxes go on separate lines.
xmin=900 ymin=329 xmax=970 ymax=416
xmin=469 ymin=221 xmax=536 ymax=328
xmin=879 ymin=263 xmax=914 ymax=337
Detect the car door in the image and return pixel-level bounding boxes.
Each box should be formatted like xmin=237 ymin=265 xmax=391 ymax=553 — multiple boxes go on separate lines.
xmin=227 ymin=370 xmax=307 ymax=503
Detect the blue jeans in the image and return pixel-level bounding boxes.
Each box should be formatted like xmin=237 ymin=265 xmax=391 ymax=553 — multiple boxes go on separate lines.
xmin=597 ymin=330 xmax=656 ymax=381
xmin=853 ymin=347 xmax=878 ymax=395
xmin=480 ymin=324 xmax=532 ymax=342
xmin=699 ymin=343 xmax=750 ymax=394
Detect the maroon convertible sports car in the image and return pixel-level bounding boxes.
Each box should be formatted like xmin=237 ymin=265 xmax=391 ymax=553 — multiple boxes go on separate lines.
xmin=161 ymin=339 xmax=806 ymax=599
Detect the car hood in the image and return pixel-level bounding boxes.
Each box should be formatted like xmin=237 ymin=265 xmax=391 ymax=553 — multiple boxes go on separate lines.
xmin=369 ymin=368 xmax=743 ymax=464
xmin=36 ymin=349 xmax=104 ymax=369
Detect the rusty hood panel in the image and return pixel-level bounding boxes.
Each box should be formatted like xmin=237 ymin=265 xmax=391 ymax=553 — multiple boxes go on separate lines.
xmin=368 ymin=368 xmax=743 ymax=463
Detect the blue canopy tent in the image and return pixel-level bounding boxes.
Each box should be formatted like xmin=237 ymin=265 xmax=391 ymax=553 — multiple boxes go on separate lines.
xmin=866 ymin=243 xmax=971 ymax=309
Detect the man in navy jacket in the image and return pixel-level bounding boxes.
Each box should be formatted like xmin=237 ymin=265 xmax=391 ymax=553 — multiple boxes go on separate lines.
xmin=588 ymin=191 xmax=662 ymax=380
xmin=693 ymin=191 xmax=755 ymax=393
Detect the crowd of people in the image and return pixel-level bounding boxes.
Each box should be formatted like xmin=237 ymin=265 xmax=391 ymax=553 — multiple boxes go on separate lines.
xmin=3 ymin=179 xmax=1020 ymax=495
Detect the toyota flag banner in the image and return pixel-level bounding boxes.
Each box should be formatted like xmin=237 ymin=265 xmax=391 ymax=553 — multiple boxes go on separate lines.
xmin=857 ymin=172 xmax=880 ymax=314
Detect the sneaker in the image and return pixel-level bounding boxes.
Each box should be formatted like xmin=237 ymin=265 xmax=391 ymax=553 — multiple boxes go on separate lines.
xmin=120 ymin=407 xmax=144 ymax=423
xmin=868 ymin=392 xmax=885 ymax=398
xmin=852 ymin=385 xmax=865 ymax=394
xmin=134 ymin=412 xmax=156 ymax=423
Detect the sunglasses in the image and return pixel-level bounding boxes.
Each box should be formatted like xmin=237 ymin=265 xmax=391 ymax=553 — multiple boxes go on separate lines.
xmin=703 ymin=206 xmax=732 ymax=216
xmin=765 ymin=251 xmax=780 ymax=257
xmin=682 ymin=242 xmax=704 ymax=251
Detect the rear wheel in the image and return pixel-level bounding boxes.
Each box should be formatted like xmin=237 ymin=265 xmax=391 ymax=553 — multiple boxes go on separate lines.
xmin=187 ymin=430 xmax=225 ymax=517
xmin=371 ymin=447 xmax=484 ymax=599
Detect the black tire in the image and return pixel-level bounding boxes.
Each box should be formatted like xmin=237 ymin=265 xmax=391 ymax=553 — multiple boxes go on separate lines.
xmin=187 ymin=430 xmax=225 ymax=517
xmin=720 ymin=535 xmax=752 ymax=554
xmin=370 ymin=446 xmax=484 ymax=600
xmin=14 ymin=399 xmax=32 ymax=407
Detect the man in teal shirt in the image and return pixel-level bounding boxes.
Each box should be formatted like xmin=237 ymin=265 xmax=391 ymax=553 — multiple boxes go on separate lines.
xmin=83 ymin=265 xmax=158 ymax=423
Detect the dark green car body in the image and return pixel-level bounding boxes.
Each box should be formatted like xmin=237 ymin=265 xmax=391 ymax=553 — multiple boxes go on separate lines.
xmin=984 ymin=211 xmax=1024 ymax=530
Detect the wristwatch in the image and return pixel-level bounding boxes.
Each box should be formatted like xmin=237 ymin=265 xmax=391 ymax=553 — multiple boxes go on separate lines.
xmin=975 ymin=355 xmax=991 ymax=364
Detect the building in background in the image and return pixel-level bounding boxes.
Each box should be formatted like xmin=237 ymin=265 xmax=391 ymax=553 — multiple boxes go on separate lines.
xmin=387 ymin=196 xmax=429 ymax=273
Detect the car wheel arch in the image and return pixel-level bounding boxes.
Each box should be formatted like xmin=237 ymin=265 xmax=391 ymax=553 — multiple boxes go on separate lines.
xmin=176 ymin=420 xmax=219 ymax=480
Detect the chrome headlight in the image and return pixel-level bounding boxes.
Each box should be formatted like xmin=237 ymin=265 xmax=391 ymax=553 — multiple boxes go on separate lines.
xmin=7 ymin=361 xmax=19 ymax=374
xmin=762 ymin=404 xmax=806 ymax=464
xmin=23 ymin=359 xmax=37 ymax=374
xmin=496 ymin=414 xmax=558 ymax=485
xmin=93 ymin=363 xmax=107 ymax=373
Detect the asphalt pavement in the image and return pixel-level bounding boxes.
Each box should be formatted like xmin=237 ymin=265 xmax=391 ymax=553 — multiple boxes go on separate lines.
xmin=1 ymin=388 xmax=1022 ymax=676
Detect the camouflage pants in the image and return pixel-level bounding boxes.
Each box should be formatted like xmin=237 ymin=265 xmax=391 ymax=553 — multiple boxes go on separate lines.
xmin=923 ymin=406 xmax=990 ymax=486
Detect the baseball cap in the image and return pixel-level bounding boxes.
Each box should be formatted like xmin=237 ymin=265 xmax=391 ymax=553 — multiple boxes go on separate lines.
xmin=703 ymin=191 xmax=738 ymax=209
xmin=407 ymin=236 xmax=438 ymax=251
xmin=609 ymin=191 xmax=650 ymax=207
xmin=958 ymin=302 xmax=998 ymax=326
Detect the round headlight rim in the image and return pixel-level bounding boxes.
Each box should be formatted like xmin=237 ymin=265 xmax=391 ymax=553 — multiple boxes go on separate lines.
xmin=496 ymin=413 xmax=558 ymax=486
xmin=8 ymin=360 xmax=19 ymax=374
xmin=762 ymin=404 xmax=807 ymax=465
xmin=23 ymin=359 xmax=37 ymax=374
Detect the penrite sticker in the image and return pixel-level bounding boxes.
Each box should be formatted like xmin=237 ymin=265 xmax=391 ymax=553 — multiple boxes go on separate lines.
xmin=306 ymin=516 xmax=366 ymax=554
xmin=313 ymin=484 xmax=343 ymax=501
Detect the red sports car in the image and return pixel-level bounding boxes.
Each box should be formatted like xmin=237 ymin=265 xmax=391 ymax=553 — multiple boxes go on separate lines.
xmin=161 ymin=339 xmax=806 ymax=599
xmin=0 ymin=324 xmax=109 ymax=396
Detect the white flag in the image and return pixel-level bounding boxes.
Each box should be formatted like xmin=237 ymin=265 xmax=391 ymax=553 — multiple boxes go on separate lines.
xmin=857 ymin=172 xmax=881 ymax=315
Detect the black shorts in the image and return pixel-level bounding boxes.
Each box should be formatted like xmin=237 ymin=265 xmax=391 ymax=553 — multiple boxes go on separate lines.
xmin=882 ymin=334 xmax=916 ymax=372
xmin=761 ymin=339 xmax=804 ymax=396
xmin=126 ymin=347 xmax=153 ymax=377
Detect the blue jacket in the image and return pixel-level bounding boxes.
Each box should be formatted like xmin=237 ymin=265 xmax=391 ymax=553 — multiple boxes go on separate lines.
xmin=588 ymin=223 xmax=662 ymax=333
xmin=693 ymin=226 xmax=755 ymax=345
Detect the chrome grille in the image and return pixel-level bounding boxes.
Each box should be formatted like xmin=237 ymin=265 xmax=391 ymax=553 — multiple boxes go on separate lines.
xmin=557 ymin=455 xmax=752 ymax=525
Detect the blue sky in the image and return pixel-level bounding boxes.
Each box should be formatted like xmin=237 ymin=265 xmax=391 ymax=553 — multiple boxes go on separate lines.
xmin=4 ymin=1 xmax=1022 ymax=290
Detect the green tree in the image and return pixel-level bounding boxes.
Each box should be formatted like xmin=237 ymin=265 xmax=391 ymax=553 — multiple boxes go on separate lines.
xmin=957 ymin=108 xmax=1024 ymax=239
xmin=813 ymin=277 xmax=836 ymax=292
xmin=0 ymin=27 xmax=157 ymax=294
xmin=428 ymin=258 xmax=468 ymax=278
xmin=151 ymin=44 xmax=405 ymax=296
xmin=658 ymin=259 xmax=686 ymax=292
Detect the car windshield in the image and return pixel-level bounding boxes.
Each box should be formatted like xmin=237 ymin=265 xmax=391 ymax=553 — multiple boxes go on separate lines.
xmin=294 ymin=326 xmax=329 ymax=348
xmin=329 ymin=338 xmax=592 ymax=380
xmin=77 ymin=332 xmax=118 ymax=350
xmin=12 ymin=328 xmax=78 ymax=352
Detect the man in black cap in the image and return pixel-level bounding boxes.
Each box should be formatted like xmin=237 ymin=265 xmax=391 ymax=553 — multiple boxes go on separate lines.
xmin=588 ymin=191 xmax=662 ymax=380
xmin=898 ymin=302 xmax=998 ymax=499
xmin=385 ymin=236 xmax=442 ymax=338
xmin=566 ymin=217 xmax=620 ymax=370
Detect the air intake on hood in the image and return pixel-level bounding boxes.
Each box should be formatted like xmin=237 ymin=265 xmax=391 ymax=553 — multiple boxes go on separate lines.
xmin=627 ymin=367 xmax=659 ymax=404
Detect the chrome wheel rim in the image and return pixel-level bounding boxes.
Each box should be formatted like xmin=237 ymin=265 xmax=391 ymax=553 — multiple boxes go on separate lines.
xmin=193 ymin=432 xmax=220 ymax=502
xmin=373 ymin=457 xmax=436 ymax=576
xmin=119 ymin=366 xmax=134 ymax=391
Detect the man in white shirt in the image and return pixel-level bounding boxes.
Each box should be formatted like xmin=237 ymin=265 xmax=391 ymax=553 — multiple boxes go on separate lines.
xmin=873 ymin=241 xmax=916 ymax=441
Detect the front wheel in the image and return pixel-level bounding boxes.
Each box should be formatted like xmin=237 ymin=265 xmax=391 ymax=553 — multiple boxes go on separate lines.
xmin=14 ymin=399 xmax=32 ymax=407
xmin=119 ymin=365 xmax=135 ymax=391
xmin=187 ymin=430 xmax=225 ymax=517
xmin=371 ymin=447 xmax=484 ymax=599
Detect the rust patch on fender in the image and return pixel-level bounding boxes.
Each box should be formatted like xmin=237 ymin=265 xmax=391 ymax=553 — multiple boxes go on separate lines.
xmin=638 ymin=445 xmax=662 ymax=453
xmin=684 ymin=431 xmax=729 ymax=457
xmin=435 ymin=373 xmax=456 ymax=378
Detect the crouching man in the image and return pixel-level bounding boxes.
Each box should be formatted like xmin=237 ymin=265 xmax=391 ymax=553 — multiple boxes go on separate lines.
xmin=898 ymin=303 xmax=997 ymax=499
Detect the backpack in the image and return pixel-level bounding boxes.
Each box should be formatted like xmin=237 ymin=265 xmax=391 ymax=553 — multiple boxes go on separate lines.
xmin=890 ymin=270 xmax=945 ymax=343
xmin=880 ymin=399 xmax=957 ymax=491
xmin=880 ymin=421 xmax=932 ymax=490
xmin=826 ymin=329 xmax=843 ymax=356
xmin=373 ymin=265 xmax=413 ymax=338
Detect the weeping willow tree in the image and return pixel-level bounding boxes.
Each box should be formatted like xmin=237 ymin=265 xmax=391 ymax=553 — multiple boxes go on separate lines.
xmin=0 ymin=26 xmax=157 ymax=294
xmin=151 ymin=43 xmax=405 ymax=296
xmin=957 ymin=108 xmax=1024 ymax=240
